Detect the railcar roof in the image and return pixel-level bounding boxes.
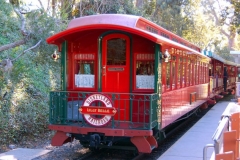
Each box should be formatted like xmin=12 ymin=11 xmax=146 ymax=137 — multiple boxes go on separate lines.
xmin=203 ymin=50 xmax=239 ymax=66
xmin=67 ymin=14 xmax=138 ymax=30
xmin=47 ymin=14 xmax=209 ymax=60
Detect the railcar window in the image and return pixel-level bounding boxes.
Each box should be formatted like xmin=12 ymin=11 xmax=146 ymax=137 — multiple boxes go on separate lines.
xmin=194 ymin=62 xmax=196 ymax=85
xmin=203 ymin=63 xmax=205 ymax=83
xmin=166 ymin=63 xmax=170 ymax=89
xmin=199 ymin=62 xmax=204 ymax=84
xmin=182 ymin=58 xmax=186 ymax=87
xmin=172 ymin=56 xmax=176 ymax=89
xmin=190 ymin=62 xmax=193 ymax=85
xmin=205 ymin=65 xmax=206 ymax=83
xmin=178 ymin=57 xmax=182 ymax=88
xmin=135 ymin=53 xmax=155 ymax=89
xmin=209 ymin=64 xmax=213 ymax=76
xmin=199 ymin=63 xmax=202 ymax=84
xmin=107 ymin=38 xmax=126 ymax=65
xmin=186 ymin=60 xmax=189 ymax=86
xmin=74 ymin=54 xmax=95 ymax=88
xmin=205 ymin=64 xmax=207 ymax=82
xmin=216 ymin=66 xmax=222 ymax=77
xmin=136 ymin=61 xmax=154 ymax=75
xmin=201 ymin=64 xmax=203 ymax=83
xmin=196 ymin=63 xmax=199 ymax=84
xmin=205 ymin=64 xmax=208 ymax=83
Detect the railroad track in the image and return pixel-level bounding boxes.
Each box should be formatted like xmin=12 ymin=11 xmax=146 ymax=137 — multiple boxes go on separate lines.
xmin=73 ymin=148 xmax=141 ymax=160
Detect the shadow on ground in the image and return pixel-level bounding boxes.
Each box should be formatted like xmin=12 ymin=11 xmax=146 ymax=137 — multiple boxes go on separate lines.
xmin=219 ymin=93 xmax=236 ymax=102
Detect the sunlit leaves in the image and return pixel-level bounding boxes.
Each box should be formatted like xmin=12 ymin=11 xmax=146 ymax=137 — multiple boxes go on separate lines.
xmin=231 ymin=0 xmax=240 ymax=33
xmin=0 ymin=0 xmax=63 ymax=145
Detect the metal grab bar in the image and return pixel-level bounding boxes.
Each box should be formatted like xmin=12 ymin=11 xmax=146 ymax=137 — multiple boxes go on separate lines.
xmin=212 ymin=117 xmax=229 ymax=154
xmin=203 ymin=117 xmax=229 ymax=160
xmin=203 ymin=144 xmax=214 ymax=160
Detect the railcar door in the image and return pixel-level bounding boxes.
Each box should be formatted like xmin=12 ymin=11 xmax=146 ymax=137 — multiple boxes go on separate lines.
xmin=101 ymin=33 xmax=130 ymax=121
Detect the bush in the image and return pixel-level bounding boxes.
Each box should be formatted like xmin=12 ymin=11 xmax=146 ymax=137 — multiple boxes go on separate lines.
xmin=0 ymin=1 xmax=64 ymax=145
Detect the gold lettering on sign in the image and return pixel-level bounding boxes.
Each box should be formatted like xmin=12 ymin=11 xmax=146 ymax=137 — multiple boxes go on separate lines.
xmin=98 ymin=108 xmax=110 ymax=113
xmin=87 ymin=108 xmax=97 ymax=112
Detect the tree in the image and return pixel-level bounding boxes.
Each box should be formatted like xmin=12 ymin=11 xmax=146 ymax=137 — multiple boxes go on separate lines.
xmin=72 ymin=0 xmax=137 ymax=17
xmin=200 ymin=0 xmax=237 ymax=51
xmin=0 ymin=0 xmax=66 ymax=145
xmin=180 ymin=0 xmax=220 ymax=50
xmin=133 ymin=0 xmax=193 ymax=37
xmin=230 ymin=0 xmax=240 ymax=34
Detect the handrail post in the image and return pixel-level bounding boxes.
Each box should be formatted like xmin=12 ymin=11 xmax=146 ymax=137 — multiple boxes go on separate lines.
xmin=203 ymin=144 xmax=214 ymax=160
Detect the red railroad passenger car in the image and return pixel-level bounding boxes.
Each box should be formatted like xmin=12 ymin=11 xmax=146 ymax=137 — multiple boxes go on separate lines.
xmin=205 ymin=51 xmax=238 ymax=99
xmin=46 ymin=14 xmax=236 ymax=153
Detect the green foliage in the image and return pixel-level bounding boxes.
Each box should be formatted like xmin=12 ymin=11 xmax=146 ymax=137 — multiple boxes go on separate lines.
xmin=230 ymin=0 xmax=240 ymax=34
xmin=72 ymin=0 xmax=139 ymax=17
xmin=0 ymin=1 xmax=63 ymax=145
xmin=0 ymin=56 xmax=60 ymax=144
xmin=215 ymin=46 xmax=235 ymax=62
xmin=0 ymin=1 xmax=21 ymax=46
xmin=140 ymin=0 xmax=191 ymax=36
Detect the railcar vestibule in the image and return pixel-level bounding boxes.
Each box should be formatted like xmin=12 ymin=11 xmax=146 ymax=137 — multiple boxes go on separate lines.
xmin=65 ymin=30 xmax=158 ymax=94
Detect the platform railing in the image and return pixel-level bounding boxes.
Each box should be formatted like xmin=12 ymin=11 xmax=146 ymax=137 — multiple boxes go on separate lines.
xmin=203 ymin=116 xmax=230 ymax=160
xmin=203 ymin=102 xmax=240 ymax=160
xmin=212 ymin=112 xmax=239 ymax=160
xmin=212 ymin=117 xmax=230 ymax=154
xmin=49 ymin=91 xmax=159 ymax=130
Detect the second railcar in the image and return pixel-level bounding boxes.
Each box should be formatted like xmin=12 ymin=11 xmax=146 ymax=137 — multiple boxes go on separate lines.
xmin=204 ymin=51 xmax=238 ymax=98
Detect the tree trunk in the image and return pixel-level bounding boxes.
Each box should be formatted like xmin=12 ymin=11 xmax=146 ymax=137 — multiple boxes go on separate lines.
xmin=52 ymin=0 xmax=56 ymax=17
xmin=228 ymin=31 xmax=236 ymax=50
xmin=136 ymin=0 xmax=144 ymax=8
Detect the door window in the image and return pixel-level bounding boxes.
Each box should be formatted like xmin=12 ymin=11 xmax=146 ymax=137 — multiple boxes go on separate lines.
xmin=107 ymin=38 xmax=126 ymax=65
